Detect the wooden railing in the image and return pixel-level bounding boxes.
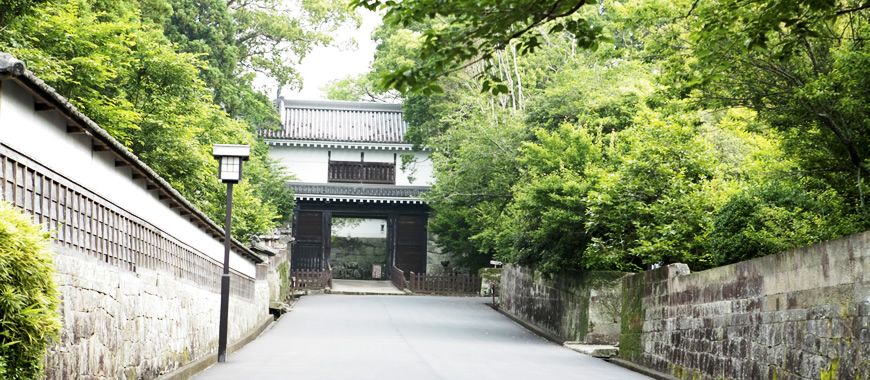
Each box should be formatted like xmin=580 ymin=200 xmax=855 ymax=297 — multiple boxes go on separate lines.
xmin=291 ymin=264 xmax=333 ymax=292
xmin=408 ymin=272 xmax=481 ymax=295
xmin=391 ymin=265 xmax=407 ymax=290
xmin=328 ymin=161 xmax=395 ymax=184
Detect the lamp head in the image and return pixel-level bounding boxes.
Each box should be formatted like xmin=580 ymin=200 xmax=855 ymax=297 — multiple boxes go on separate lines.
xmin=213 ymin=144 xmax=250 ymax=183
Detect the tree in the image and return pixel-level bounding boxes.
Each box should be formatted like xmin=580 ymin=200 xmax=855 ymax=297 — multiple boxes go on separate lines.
xmin=0 ymin=0 xmax=295 ymax=239
xmin=0 ymin=0 xmax=50 ymax=28
xmin=645 ymin=0 xmax=870 ymax=222
xmin=351 ymin=0 xmax=610 ymax=94
xmin=164 ymin=0 xmax=360 ymax=127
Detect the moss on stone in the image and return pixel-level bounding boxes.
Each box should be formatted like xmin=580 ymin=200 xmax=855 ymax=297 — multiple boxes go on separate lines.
xmin=277 ymin=261 xmax=291 ymax=300
xmin=821 ymin=358 xmax=839 ymax=380
xmin=619 ymin=273 xmax=645 ymax=361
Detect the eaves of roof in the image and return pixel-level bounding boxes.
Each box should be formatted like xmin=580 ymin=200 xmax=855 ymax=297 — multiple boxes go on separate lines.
xmin=0 ymin=53 xmax=263 ymax=264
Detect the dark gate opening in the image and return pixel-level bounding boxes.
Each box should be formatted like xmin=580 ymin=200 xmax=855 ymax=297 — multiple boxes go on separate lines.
xmin=290 ymin=201 xmax=429 ymax=281
xmin=330 ymin=218 xmax=388 ymax=280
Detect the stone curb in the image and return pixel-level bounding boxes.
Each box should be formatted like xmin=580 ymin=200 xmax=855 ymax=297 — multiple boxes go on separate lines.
xmin=488 ymin=305 xmax=676 ymax=380
xmin=156 ymin=315 xmax=274 ymax=380
xmin=488 ymin=305 xmax=566 ymax=344
xmin=605 ymin=358 xmax=681 ymax=380
xmin=326 ymin=290 xmax=408 ymax=296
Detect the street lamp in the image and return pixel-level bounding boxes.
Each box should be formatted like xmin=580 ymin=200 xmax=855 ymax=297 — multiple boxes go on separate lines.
xmin=212 ymin=144 xmax=250 ymax=363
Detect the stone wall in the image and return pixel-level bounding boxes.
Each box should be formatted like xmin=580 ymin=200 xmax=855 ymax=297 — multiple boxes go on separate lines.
xmin=330 ymin=236 xmax=387 ymax=280
xmin=500 ymin=265 xmax=624 ymax=344
xmin=621 ymin=232 xmax=870 ymax=380
xmin=426 ymin=229 xmax=450 ymax=274
xmin=45 ymin=247 xmax=270 ymax=379
xmin=501 ymin=230 xmax=870 ymax=379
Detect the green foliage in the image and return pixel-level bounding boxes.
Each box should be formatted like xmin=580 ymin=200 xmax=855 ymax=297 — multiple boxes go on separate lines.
xmin=351 ymin=0 xmax=607 ymax=94
xmin=584 ymin=112 xmax=726 ymax=271
xmin=0 ymin=0 xmax=296 ymax=240
xmin=711 ymin=182 xmax=865 ymax=265
xmin=164 ymin=0 xmax=359 ymax=127
xmin=505 ymin=124 xmax=603 ymax=272
xmin=0 ymin=0 xmax=49 ymax=27
xmin=372 ymin=0 xmax=870 ymax=274
xmin=0 ymin=202 xmax=61 ymax=379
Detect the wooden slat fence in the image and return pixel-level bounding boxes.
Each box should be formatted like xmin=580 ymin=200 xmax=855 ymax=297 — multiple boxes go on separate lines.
xmin=391 ymin=265 xmax=406 ymax=290
xmin=408 ymin=272 xmax=481 ymax=295
xmin=0 ymin=145 xmax=256 ymax=300
xmin=291 ymin=264 xmax=333 ymax=292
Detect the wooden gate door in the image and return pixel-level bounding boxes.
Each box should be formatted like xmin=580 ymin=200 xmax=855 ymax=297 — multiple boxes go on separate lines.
xmin=293 ymin=211 xmax=330 ymax=270
xmin=393 ymin=215 xmax=427 ymax=276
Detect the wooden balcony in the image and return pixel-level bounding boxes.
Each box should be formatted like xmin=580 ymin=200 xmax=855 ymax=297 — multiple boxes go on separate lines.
xmin=328 ymin=160 xmax=395 ymax=184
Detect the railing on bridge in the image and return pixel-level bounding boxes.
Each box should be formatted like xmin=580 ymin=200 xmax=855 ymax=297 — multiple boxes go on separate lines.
xmin=408 ymin=272 xmax=481 ymax=295
xmin=391 ymin=265 xmax=407 ymax=290
xmin=291 ymin=264 xmax=333 ymax=292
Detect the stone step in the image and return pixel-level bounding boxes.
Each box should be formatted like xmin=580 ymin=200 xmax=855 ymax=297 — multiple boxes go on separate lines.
xmin=562 ymin=343 xmax=619 ymax=358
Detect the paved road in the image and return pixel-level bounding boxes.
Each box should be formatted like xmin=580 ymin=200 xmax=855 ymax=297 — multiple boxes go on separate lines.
xmin=193 ymin=295 xmax=651 ymax=380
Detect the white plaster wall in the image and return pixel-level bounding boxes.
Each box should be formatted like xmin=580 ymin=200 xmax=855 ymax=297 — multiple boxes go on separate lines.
xmin=332 ymin=218 xmax=387 ymax=238
xmin=0 ymin=81 xmax=254 ymax=276
xmin=270 ymin=144 xmax=434 ymax=186
xmin=270 ymin=146 xmax=328 ymax=183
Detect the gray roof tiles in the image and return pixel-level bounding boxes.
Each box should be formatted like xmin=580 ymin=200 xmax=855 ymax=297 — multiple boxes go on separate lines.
xmin=262 ymin=99 xmax=409 ymax=143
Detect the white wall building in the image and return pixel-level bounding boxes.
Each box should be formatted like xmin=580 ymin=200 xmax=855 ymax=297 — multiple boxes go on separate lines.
xmin=261 ymin=99 xmax=433 ymax=275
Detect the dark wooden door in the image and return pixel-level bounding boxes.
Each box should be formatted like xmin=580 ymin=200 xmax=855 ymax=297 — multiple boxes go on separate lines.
xmin=394 ymin=215 xmax=427 ymax=275
xmin=293 ymin=211 xmax=328 ymax=270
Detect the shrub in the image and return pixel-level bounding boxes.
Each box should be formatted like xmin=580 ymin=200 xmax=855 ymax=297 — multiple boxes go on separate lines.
xmin=0 ymin=201 xmax=61 ymax=379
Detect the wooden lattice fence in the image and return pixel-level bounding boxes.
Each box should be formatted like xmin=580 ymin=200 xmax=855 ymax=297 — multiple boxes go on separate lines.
xmin=408 ymin=272 xmax=481 ymax=295
xmin=291 ymin=264 xmax=333 ymax=292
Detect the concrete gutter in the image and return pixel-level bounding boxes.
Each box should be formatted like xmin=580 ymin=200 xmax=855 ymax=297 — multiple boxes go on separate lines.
xmin=489 ymin=305 xmax=566 ymax=344
xmin=489 ymin=304 xmax=678 ymax=380
xmin=156 ymin=315 xmax=275 ymax=380
xmin=606 ymin=358 xmax=681 ymax=380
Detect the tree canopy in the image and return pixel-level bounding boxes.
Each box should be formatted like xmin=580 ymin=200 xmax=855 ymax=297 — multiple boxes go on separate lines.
xmin=344 ymin=0 xmax=870 ymax=274
xmin=0 ymin=0 xmax=357 ymax=239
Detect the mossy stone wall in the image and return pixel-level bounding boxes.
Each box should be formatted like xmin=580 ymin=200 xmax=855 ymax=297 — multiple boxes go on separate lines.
xmin=330 ymin=236 xmax=387 ymax=280
xmin=620 ymin=232 xmax=870 ymax=380
xmin=500 ymin=265 xmax=625 ymax=344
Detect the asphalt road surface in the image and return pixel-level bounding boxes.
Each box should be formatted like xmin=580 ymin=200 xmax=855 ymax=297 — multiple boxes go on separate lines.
xmin=193 ymin=295 xmax=652 ymax=380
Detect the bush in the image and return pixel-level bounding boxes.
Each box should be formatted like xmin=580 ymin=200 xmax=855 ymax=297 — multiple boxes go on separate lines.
xmin=710 ymin=182 xmax=866 ymax=266
xmin=0 ymin=201 xmax=61 ymax=379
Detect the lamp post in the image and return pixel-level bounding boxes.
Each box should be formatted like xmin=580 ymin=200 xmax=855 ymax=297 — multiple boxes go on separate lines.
xmin=212 ymin=144 xmax=250 ymax=363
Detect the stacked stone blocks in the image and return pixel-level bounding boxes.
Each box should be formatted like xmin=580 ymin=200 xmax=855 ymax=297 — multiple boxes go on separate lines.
xmin=503 ymin=229 xmax=870 ymax=379
xmin=46 ymin=247 xmax=270 ymax=379
xmin=629 ymin=232 xmax=870 ymax=380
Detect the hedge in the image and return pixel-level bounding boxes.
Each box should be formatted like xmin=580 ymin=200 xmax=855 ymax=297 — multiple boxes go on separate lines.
xmin=0 ymin=201 xmax=61 ymax=379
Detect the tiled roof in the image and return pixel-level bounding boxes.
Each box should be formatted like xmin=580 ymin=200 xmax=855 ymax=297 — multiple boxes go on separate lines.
xmin=261 ymin=99 xmax=408 ymax=143
xmin=290 ymin=182 xmax=429 ymax=204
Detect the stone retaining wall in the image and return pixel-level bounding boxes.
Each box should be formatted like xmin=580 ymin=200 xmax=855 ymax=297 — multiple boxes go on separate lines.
xmin=621 ymin=233 xmax=870 ymax=380
xmin=500 ymin=265 xmax=623 ymax=344
xmin=46 ymin=247 xmax=270 ymax=379
xmin=502 ymin=230 xmax=870 ymax=379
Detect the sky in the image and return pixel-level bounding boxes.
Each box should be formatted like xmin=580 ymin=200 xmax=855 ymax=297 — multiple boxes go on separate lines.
xmin=280 ymin=9 xmax=382 ymax=100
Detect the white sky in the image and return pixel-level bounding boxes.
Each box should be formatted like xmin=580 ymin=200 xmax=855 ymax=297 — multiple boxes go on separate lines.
xmin=281 ymin=9 xmax=381 ymax=100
